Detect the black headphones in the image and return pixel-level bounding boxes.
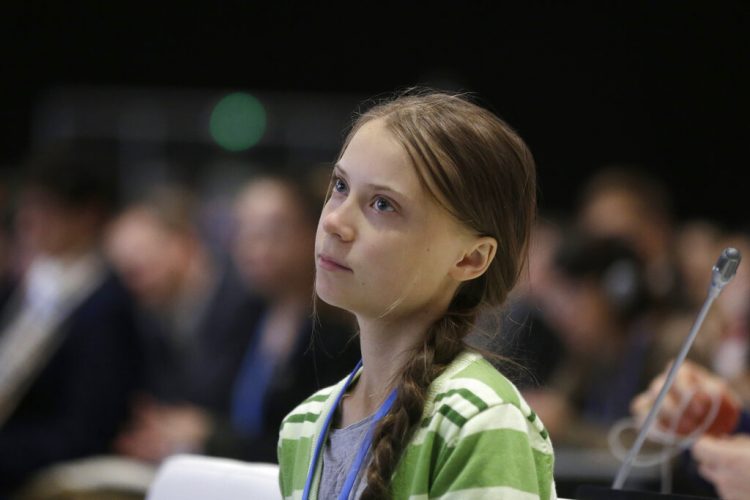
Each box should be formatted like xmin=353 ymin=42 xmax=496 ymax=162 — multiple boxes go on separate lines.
xmin=601 ymin=257 xmax=642 ymax=316
xmin=554 ymin=234 xmax=648 ymax=321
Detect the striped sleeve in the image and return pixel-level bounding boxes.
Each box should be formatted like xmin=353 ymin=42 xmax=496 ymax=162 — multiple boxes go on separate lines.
xmin=428 ymin=402 xmax=555 ymax=500
xmin=277 ymin=385 xmax=338 ymax=499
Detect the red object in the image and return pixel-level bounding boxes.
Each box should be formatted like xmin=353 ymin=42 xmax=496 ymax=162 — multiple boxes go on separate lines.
xmin=673 ymin=392 xmax=741 ymax=436
xmin=704 ymin=393 xmax=741 ymax=436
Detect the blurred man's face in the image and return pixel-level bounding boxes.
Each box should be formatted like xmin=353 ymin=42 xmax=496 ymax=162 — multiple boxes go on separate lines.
xmin=106 ymin=207 xmax=191 ymax=308
xmin=581 ymin=192 xmax=643 ymax=252
xmin=232 ymin=180 xmax=315 ymax=297
xmin=16 ymin=189 xmax=98 ymax=257
xmin=580 ymin=190 xmax=668 ymax=265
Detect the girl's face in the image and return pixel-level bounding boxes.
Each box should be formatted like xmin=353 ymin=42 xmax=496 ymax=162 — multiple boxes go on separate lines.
xmin=315 ymin=119 xmax=472 ymax=320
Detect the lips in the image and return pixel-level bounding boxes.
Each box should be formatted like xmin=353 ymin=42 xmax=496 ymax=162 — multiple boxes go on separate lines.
xmin=317 ymin=254 xmax=353 ymax=272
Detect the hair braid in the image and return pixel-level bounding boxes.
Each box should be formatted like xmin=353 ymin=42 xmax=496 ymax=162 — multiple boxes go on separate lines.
xmin=360 ymin=307 xmax=475 ymax=499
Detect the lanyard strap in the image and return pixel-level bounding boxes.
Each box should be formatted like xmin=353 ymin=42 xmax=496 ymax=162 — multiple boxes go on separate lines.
xmin=301 ymin=360 xmax=398 ymax=500
xmin=301 ymin=360 xmax=362 ymax=500
xmin=337 ymin=387 xmax=397 ymax=500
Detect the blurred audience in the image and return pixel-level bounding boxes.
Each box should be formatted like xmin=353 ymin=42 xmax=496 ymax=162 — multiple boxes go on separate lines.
xmin=524 ymin=233 xmax=665 ymax=445
xmin=105 ymin=184 xmax=259 ymax=461
xmin=0 ymin=143 xmax=141 ymax=494
xmin=672 ymin=223 xmax=750 ymax=388
xmin=711 ymin=232 xmax=750 ymax=385
xmin=106 ymin=171 xmax=358 ymax=464
xmin=578 ymin=166 xmax=681 ymax=307
xmin=107 ymin=186 xmax=255 ymax=406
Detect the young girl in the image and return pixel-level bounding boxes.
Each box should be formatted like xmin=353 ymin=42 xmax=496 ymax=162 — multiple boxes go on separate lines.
xmin=278 ymin=90 xmax=556 ymax=499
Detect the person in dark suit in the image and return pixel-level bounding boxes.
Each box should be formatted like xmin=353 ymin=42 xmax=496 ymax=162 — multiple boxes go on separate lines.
xmin=0 ymin=143 xmax=141 ymax=495
xmin=105 ymin=186 xmax=255 ymax=409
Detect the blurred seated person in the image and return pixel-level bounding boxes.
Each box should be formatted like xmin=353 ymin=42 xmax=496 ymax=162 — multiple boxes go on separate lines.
xmin=674 ymin=220 xmax=725 ymax=310
xmin=107 ymin=173 xmax=358 ymax=464
xmin=105 ymin=185 xmax=259 ymax=459
xmin=673 ymin=223 xmax=750 ymax=384
xmin=526 ymin=233 xmax=670 ymax=445
xmin=631 ymin=360 xmax=750 ymax=498
xmin=709 ymin=232 xmax=750 ymax=386
xmin=106 ymin=186 xmax=254 ymax=407
xmin=578 ymin=166 xmax=683 ymax=308
xmin=0 ymin=143 xmax=141 ymax=494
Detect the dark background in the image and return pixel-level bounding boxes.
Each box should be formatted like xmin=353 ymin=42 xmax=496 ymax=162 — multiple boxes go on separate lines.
xmin=2 ymin=1 xmax=749 ymax=227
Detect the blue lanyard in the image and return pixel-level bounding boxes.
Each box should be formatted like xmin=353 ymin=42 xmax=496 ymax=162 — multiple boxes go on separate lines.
xmin=301 ymin=360 xmax=398 ymax=500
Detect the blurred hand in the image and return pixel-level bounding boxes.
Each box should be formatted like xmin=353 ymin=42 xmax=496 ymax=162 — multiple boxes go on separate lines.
xmin=630 ymin=360 xmax=741 ymax=436
xmin=114 ymin=398 xmax=212 ymax=463
xmin=693 ymin=434 xmax=750 ymax=500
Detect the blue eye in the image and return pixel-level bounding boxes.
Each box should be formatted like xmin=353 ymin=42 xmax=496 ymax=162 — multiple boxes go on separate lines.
xmin=332 ymin=177 xmax=348 ymax=194
xmin=373 ymin=196 xmax=395 ymax=212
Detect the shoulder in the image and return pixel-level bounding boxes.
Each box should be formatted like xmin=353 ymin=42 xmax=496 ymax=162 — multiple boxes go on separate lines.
xmin=425 ymin=351 xmax=552 ymax=450
xmin=277 ymin=375 xmax=352 ymax=495
xmin=77 ymin=270 xmax=131 ymax=311
xmin=397 ymin=352 xmax=556 ymax=499
xmin=64 ymin=271 xmax=137 ymax=348
xmin=278 ymin=381 xmax=340 ymax=441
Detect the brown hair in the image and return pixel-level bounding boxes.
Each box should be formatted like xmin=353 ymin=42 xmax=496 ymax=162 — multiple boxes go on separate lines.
xmin=134 ymin=184 xmax=199 ymax=236
xmin=338 ymin=89 xmax=537 ymax=499
xmin=579 ymin=165 xmax=673 ymax=225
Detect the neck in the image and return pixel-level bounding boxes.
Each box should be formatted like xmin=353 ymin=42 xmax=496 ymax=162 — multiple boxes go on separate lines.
xmin=183 ymin=248 xmax=215 ymax=298
xmin=165 ymin=246 xmax=216 ymax=316
xmin=344 ymin=308 xmax=440 ymax=420
xmin=337 ymin=283 xmax=459 ymax=428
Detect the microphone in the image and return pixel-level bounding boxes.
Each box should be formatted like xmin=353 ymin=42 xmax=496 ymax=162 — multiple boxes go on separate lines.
xmin=711 ymin=247 xmax=741 ymax=290
xmin=610 ymin=247 xmax=742 ymax=490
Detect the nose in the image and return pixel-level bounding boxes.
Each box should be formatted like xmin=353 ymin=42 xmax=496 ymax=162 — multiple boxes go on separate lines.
xmin=321 ymin=199 xmax=356 ymax=242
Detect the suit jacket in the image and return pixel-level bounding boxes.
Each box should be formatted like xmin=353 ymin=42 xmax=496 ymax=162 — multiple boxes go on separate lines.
xmin=205 ymin=307 xmax=361 ymax=463
xmin=133 ymin=259 xmax=360 ymax=463
xmin=0 ymin=272 xmax=141 ymax=493
xmin=135 ymin=263 xmax=263 ymax=413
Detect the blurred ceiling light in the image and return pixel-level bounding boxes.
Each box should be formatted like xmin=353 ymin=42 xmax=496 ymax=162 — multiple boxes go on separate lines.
xmin=209 ymin=92 xmax=266 ymax=151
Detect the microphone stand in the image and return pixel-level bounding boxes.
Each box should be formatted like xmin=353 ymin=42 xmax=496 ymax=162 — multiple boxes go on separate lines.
xmin=612 ymin=248 xmax=741 ymax=490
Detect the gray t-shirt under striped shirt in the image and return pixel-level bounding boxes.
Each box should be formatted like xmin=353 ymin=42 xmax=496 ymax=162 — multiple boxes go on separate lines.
xmin=318 ymin=414 xmax=373 ymax=500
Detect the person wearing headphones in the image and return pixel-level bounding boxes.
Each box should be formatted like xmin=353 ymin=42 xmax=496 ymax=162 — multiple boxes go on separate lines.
xmin=525 ymin=233 xmax=668 ymax=446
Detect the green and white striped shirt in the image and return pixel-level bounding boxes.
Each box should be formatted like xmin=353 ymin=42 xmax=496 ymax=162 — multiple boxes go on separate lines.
xmin=278 ymin=351 xmax=557 ymax=499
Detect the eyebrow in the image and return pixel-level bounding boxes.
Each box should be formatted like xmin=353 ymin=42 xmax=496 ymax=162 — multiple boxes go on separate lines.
xmin=333 ymin=164 xmax=406 ymax=199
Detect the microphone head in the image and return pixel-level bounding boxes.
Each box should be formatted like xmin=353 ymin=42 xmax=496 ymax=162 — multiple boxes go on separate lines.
xmin=711 ymin=247 xmax=742 ymax=289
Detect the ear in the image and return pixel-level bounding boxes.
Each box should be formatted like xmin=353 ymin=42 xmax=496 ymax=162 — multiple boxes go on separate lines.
xmin=449 ymin=236 xmax=497 ymax=282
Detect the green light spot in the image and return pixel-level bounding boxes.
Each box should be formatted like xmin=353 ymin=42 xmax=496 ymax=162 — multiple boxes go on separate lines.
xmin=210 ymin=92 xmax=266 ymax=151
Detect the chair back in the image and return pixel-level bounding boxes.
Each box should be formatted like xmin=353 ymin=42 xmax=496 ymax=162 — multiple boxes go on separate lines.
xmin=147 ymin=454 xmax=281 ymax=500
